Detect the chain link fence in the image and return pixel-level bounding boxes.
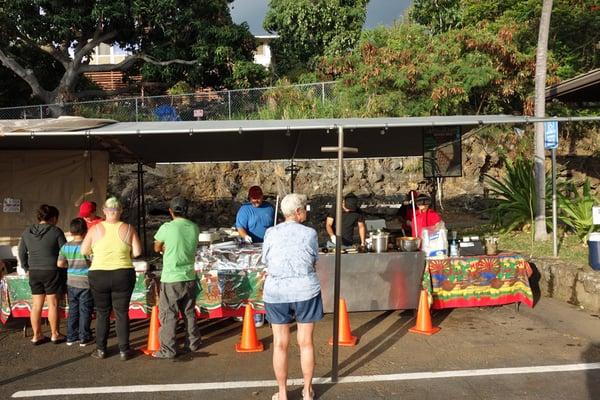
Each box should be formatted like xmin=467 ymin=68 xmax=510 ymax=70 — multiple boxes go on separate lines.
xmin=0 ymin=81 xmax=338 ymax=122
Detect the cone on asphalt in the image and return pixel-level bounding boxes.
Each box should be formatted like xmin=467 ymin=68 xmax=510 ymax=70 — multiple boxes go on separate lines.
xmin=142 ymin=305 xmax=161 ymax=355
xmin=409 ymin=289 xmax=441 ymax=335
xmin=328 ymin=298 xmax=357 ymax=346
xmin=235 ymin=304 xmax=264 ymax=353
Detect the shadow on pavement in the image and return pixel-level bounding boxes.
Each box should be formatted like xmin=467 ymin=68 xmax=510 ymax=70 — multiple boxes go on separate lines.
xmin=527 ymin=261 xmax=542 ymax=306
xmin=582 ymin=341 xmax=600 ymax=399
xmin=0 ymin=353 xmax=90 ymax=386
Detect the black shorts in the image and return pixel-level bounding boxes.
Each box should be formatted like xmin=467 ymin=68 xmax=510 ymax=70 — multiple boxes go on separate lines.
xmin=28 ymin=269 xmax=64 ymax=295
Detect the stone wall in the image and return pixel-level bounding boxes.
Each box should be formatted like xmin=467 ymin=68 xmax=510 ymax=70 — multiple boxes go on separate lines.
xmin=530 ymin=257 xmax=600 ymax=312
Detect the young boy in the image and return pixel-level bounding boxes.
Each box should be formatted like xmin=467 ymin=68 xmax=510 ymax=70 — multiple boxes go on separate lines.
xmin=58 ymin=218 xmax=94 ymax=346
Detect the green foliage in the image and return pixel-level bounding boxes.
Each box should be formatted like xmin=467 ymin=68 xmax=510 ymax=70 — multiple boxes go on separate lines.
xmin=264 ymin=0 xmax=368 ymax=78
xmin=318 ymin=22 xmax=534 ymax=116
xmin=558 ymin=179 xmax=599 ymax=243
xmin=411 ymin=0 xmax=600 ymax=79
xmin=0 ymin=0 xmax=256 ymax=105
xmin=411 ymin=0 xmax=463 ymax=33
xmin=256 ymin=80 xmax=340 ymax=119
xmin=167 ymin=81 xmax=193 ymax=96
xmin=227 ymin=61 xmax=269 ymax=89
xmin=484 ymin=157 xmax=551 ymax=232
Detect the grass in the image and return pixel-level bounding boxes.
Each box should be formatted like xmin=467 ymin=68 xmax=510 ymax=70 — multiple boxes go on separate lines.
xmin=460 ymin=223 xmax=590 ymax=268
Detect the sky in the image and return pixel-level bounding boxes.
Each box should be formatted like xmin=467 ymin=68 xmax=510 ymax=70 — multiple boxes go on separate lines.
xmin=230 ymin=0 xmax=412 ymax=35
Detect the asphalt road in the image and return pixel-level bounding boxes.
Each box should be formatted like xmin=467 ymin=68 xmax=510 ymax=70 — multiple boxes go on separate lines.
xmin=1 ymin=297 xmax=599 ymax=399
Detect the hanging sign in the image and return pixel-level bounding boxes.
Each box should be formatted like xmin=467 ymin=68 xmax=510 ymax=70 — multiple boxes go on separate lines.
xmin=3 ymin=198 xmax=21 ymax=213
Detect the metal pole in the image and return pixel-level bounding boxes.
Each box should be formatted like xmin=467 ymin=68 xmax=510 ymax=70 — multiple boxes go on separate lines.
xmin=321 ymin=132 xmax=358 ymax=384
xmin=228 ymin=91 xmax=232 ymax=120
xmin=135 ymin=98 xmax=139 ymax=122
xmin=552 ymin=148 xmax=558 ymax=257
xmin=136 ymin=164 xmax=141 ymax=240
xmin=331 ymin=125 xmax=344 ymax=383
xmin=140 ymin=163 xmax=147 ymax=256
xmin=321 ymin=82 xmax=325 ymax=104
xmin=39 ymin=105 xmax=43 ymax=120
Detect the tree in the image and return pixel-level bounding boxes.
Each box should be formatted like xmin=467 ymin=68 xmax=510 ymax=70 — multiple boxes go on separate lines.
xmin=317 ymin=22 xmax=535 ymax=117
xmin=533 ymin=0 xmax=553 ymax=241
xmin=411 ymin=0 xmax=463 ymax=34
xmin=263 ymin=0 xmax=368 ymax=78
xmin=0 ymin=1 xmax=257 ymax=110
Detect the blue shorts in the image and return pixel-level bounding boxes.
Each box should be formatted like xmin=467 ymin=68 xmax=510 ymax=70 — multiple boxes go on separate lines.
xmin=265 ymin=293 xmax=324 ymax=324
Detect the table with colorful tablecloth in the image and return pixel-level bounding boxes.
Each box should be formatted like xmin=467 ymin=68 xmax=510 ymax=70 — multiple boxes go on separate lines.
xmin=0 ymin=245 xmax=266 ymax=323
xmin=422 ymin=253 xmax=534 ymax=309
xmin=0 ymin=272 xmax=154 ymax=324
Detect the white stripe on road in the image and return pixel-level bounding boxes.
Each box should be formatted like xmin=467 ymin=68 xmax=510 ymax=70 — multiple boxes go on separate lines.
xmin=12 ymin=362 xmax=600 ymax=398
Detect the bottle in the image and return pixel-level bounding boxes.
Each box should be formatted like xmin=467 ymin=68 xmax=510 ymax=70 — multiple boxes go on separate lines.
xmin=449 ymin=231 xmax=459 ymax=257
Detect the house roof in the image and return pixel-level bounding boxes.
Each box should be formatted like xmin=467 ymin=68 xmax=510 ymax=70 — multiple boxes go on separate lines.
xmin=546 ymin=69 xmax=600 ymax=102
xmin=1 ymin=115 xmax=598 ymax=164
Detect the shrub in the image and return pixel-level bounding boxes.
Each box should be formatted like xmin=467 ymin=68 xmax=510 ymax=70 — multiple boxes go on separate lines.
xmin=558 ymin=179 xmax=599 ymax=243
xmin=484 ymin=157 xmax=551 ymax=232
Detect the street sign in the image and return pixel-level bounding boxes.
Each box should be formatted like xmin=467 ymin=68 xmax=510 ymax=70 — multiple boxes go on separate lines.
xmin=544 ymin=121 xmax=559 ymax=149
xmin=193 ymin=109 xmax=204 ymax=118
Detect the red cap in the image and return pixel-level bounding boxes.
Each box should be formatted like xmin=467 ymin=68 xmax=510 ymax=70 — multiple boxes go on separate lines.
xmin=78 ymin=201 xmax=96 ymax=218
xmin=248 ymin=186 xmax=263 ymax=199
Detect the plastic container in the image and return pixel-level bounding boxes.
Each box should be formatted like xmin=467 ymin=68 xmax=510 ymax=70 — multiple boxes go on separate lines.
xmin=588 ymin=232 xmax=600 ymax=271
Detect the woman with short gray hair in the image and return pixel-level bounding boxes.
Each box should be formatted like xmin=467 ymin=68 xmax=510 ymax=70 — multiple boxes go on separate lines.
xmin=262 ymin=193 xmax=322 ymax=400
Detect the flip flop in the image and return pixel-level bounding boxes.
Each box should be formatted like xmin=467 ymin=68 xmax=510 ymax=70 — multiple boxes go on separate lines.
xmin=51 ymin=335 xmax=66 ymax=344
xmin=31 ymin=336 xmax=49 ymax=346
xmin=302 ymin=390 xmax=315 ymax=400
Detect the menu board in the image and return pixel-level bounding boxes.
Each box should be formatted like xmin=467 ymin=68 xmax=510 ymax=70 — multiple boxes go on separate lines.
xmin=423 ymin=126 xmax=462 ymax=178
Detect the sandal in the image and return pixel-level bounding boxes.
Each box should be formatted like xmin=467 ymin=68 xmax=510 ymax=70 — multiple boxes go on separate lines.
xmin=51 ymin=335 xmax=66 ymax=344
xmin=31 ymin=336 xmax=49 ymax=346
xmin=302 ymin=390 xmax=315 ymax=400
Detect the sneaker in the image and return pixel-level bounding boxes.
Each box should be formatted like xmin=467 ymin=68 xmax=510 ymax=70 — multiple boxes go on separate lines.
xmin=90 ymin=349 xmax=106 ymax=359
xmin=80 ymin=338 xmax=94 ymax=347
xmin=151 ymin=351 xmax=175 ymax=360
xmin=66 ymin=340 xmax=79 ymax=346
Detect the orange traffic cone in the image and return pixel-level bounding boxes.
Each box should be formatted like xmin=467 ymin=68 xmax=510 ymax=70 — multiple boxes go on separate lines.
xmin=235 ymin=304 xmax=264 ymax=353
xmin=142 ymin=305 xmax=161 ymax=355
xmin=409 ymin=289 xmax=441 ymax=335
xmin=328 ymin=298 xmax=357 ymax=346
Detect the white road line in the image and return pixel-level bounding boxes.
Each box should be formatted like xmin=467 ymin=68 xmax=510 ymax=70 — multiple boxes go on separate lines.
xmin=12 ymin=362 xmax=600 ymax=398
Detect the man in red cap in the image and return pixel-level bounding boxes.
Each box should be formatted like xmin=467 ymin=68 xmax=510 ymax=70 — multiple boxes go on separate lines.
xmin=235 ymin=186 xmax=275 ymax=244
xmin=235 ymin=186 xmax=274 ymax=328
xmin=79 ymin=201 xmax=102 ymax=229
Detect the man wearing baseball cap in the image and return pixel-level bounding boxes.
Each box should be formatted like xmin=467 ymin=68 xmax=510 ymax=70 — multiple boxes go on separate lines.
xmin=234 ymin=186 xmax=274 ymax=328
xmin=78 ymin=201 xmax=102 ymax=229
xmin=235 ymin=186 xmax=275 ymax=244
xmin=153 ymin=196 xmax=202 ymax=359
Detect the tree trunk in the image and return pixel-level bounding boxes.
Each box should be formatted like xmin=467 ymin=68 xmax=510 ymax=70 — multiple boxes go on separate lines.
xmin=533 ymin=0 xmax=553 ymax=241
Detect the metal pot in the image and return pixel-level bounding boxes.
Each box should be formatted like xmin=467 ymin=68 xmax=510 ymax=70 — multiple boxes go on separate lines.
xmin=372 ymin=232 xmax=390 ymax=253
xmin=399 ymin=236 xmax=421 ymax=252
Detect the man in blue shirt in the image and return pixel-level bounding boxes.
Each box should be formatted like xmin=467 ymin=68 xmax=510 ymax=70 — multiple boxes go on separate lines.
xmin=235 ymin=185 xmax=274 ymax=327
xmin=235 ymin=186 xmax=275 ymax=244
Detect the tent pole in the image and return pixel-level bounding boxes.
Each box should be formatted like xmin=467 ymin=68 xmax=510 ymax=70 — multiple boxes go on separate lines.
xmin=321 ymin=126 xmax=358 ymax=383
xmin=140 ymin=163 xmax=147 ymax=256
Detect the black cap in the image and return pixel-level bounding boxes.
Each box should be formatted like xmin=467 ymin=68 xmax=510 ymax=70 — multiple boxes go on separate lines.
xmin=169 ymin=197 xmax=188 ymax=214
xmin=415 ymin=194 xmax=432 ymax=206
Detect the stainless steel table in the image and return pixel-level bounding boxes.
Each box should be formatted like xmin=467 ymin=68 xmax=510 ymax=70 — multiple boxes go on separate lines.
xmin=316 ymin=251 xmax=425 ymax=313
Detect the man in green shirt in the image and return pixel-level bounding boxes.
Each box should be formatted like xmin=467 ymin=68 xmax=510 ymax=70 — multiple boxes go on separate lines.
xmin=152 ymin=197 xmax=201 ymax=359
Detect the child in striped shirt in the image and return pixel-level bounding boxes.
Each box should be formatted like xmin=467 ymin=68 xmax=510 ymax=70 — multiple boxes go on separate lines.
xmin=58 ymin=218 xmax=93 ymax=346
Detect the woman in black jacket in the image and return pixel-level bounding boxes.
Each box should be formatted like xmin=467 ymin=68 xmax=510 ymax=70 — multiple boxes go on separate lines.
xmin=18 ymin=204 xmax=67 ymax=344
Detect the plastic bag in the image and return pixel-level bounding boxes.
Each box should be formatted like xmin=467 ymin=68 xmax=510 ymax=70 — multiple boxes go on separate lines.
xmin=421 ymin=223 xmax=448 ymax=258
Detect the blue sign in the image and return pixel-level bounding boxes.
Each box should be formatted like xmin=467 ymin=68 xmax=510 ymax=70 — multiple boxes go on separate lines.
xmin=544 ymin=121 xmax=559 ymax=149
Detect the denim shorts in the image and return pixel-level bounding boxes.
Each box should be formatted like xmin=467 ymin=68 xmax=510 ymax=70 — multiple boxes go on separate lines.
xmin=265 ymin=293 xmax=324 ymax=324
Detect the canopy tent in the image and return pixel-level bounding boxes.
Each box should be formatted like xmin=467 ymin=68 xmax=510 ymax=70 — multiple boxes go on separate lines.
xmin=2 ymin=113 xmax=600 ymax=381
xmin=2 ymin=115 xmax=599 ymax=164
